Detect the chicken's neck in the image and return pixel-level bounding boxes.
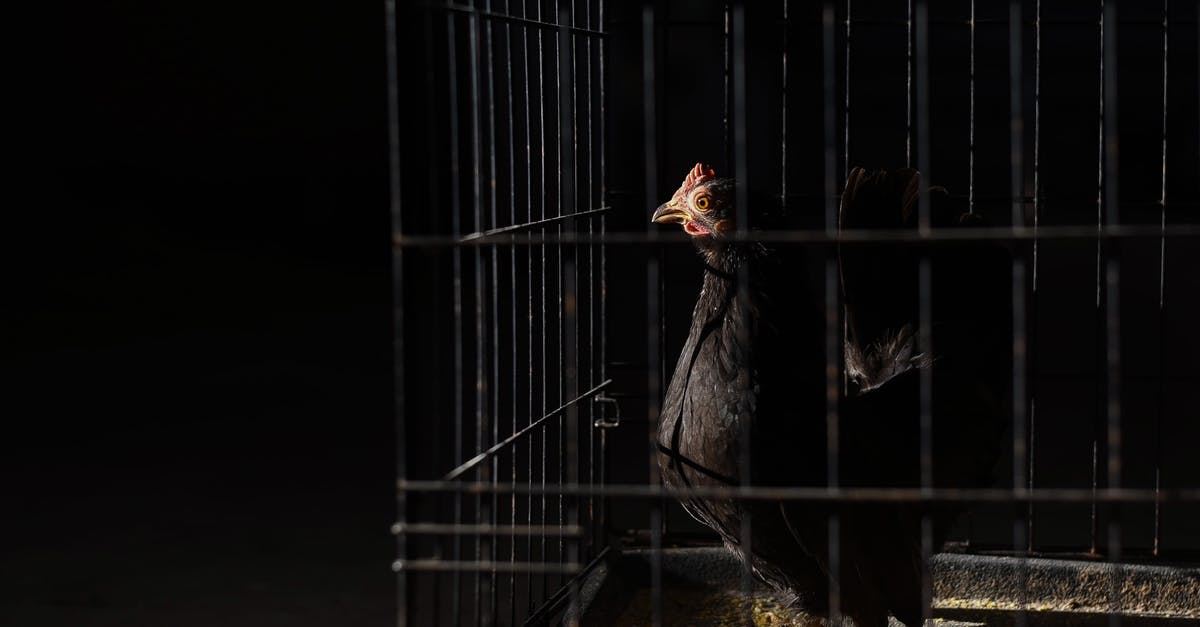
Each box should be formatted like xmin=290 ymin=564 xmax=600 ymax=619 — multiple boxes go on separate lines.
xmin=697 ymin=240 xmax=764 ymax=288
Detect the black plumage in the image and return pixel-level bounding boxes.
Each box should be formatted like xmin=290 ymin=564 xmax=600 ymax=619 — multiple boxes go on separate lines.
xmin=652 ymin=164 xmax=1011 ymax=626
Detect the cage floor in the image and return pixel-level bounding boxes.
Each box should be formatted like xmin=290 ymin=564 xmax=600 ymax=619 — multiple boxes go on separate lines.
xmin=571 ymin=547 xmax=1199 ymax=626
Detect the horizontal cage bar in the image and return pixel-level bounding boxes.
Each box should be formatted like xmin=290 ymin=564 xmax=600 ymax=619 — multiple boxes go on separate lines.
xmin=391 ymin=523 xmax=585 ymax=537
xmin=395 ymin=223 xmax=1200 ymax=248
xmin=392 ymin=559 xmax=583 ymax=575
xmin=397 ymin=480 xmax=1200 ymax=505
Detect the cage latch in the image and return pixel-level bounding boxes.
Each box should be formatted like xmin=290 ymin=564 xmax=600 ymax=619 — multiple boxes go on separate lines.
xmin=592 ymin=395 xmax=620 ymax=429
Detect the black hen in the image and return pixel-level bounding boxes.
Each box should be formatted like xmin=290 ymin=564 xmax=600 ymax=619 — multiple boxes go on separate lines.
xmin=652 ymin=164 xmax=1010 ymax=626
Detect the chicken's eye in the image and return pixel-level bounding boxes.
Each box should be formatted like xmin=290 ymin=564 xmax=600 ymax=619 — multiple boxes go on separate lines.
xmin=694 ymin=194 xmax=711 ymax=211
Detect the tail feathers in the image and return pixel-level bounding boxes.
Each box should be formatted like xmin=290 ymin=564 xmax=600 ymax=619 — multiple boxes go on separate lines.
xmin=840 ymin=166 xmax=966 ymax=229
xmin=844 ymin=324 xmax=933 ymax=394
xmin=839 ymin=166 xmax=986 ymax=396
xmin=840 ymin=167 xmax=920 ymax=229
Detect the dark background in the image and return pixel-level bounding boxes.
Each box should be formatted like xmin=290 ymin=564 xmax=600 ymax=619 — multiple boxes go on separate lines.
xmin=7 ymin=1 xmax=394 ymax=625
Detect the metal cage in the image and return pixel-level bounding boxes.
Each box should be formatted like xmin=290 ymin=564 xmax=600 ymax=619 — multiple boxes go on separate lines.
xmin=391 ymin=0 xmax=1200 ymax=625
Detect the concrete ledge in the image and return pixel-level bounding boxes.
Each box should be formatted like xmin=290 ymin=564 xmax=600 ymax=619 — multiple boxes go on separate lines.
xmin=932 ymin=553 xmax=1199 ymax=618
xmin=572 ymin=547 xmax=1198 ymax=625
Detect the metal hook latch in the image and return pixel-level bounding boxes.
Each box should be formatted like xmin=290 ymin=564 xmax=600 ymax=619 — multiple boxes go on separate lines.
xmin=592 ymin=395 xmax=621 ymax=429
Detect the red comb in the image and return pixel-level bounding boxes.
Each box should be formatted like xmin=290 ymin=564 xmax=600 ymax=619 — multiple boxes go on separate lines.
xmin=684 ymin=163 xmax=716 ymax=190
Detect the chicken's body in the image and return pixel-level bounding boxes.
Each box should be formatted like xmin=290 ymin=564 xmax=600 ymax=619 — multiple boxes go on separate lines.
xmin=656 ymin=238 xmax=835 ymax=614
xmin=653 ymin=165 xmax=1010 ymax=626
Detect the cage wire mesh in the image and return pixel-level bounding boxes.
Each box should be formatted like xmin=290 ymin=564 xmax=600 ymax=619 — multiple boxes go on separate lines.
xmin=391 ymin=0 xmax=1200 ymax=625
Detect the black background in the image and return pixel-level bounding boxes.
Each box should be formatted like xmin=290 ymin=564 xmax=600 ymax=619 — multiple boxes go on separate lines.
xmin=7 ymin=1 xmax=394 ymax=625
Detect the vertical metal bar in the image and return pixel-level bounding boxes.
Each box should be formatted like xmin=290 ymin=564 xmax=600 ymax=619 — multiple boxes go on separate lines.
xmin=824 ymin=269 xmax=841 ymax=623
xmin=502 ymin=1 xmax=519 ymax=618
xmin=583 ymin=0 xmax=596 ymax=563
xmin=592 ymin=0 xmax=604 ymax=550
xmin=480 ymin=2 xmax=502 ymax=623
xmin=731 ymin=5 xmax=753 ymax=623
xmin=420 ymin=9 xmax=444 ymax=623
xmin=553 ymin=0 xmax=566 ymax=596
xmin=821 ymin=5 xmax=840 ymax=622
xmin=384 ymin=0 xmax=406 ymax=624
xmin=731 ymin=0 xmax=749 ymax=425
xmin=1013 ymin=259 xmax=1029 ymax=625
xmin=1029 ymin=0 xmax=1042 ymax=554
xmin=1032 ymin=0 xmax=1041 ymax=288
xmin=1091 ymin=439 xmax=1100 ymax=556
xmin=822 ymin=5 xmax=837 ymax=242
xmin=1095 ymin=0 xmax=1106 ymax=309
xmin=841 ymin=0 xmax=853 ymax=398
xmin=641 ymin=7 xmax=662 ymax=626
xmin=567 ymin=0 xmax=578 ymax=579
xmin=1102 ymin=1 xmax=1121 ymax=623
xmin=780 ymin=0 xmax=788 ymax=217
xmin=915 ymin=1 xmax=929 ymax=233
xmin=1028 ymin=402 xmax=1037 ymax=554
xmin=1153 ymin=0 xmax=1169 ymax=559
xmin=657 ymin=0 xmax=668 ymax=591
xmin=917 ymin=272 xmax=933 ymax=625
xmin=1090 ymin=0 xmax=1106 ymax=558
xmin=583 ymin=0 xmax=597 ymax=562
xmin=965 ymin=0 xmax=982 ymax=549
xmin=968 ymin=0 xmax=975 ymax=216
xmin=723 ymin=2 xmax=732 ymax=169
xmin=1106 ymin=264 xmax=1123 ymax=622
xmin=557 ymin=5 xmax=580 ymax=623
xmin=597 ymin=0 xmax=609 ymax=548
xmin=655 ymin=2 xmax=669 ymax=550
xmin=446 ymin=14 xmax=465 ymax=626
xmin=516 ymin=1 xmax=535 ymax=614
xmin=914 ymin=2 xmax=933 ymax=623
xmin=535 ymin=0 xmax=549 ymax=604
xmin=1008 ymin=0 xmax=1023 ymax=233
xmin=1008 ymin=3 xmax=1028 ymax=624
xmin=467 ymin=4 xmax=489 ymax=623
xmin=905 ymin=0 xmax=913 ymax=168
xmin=482 ymin=0 xmax=501 ymax=614
xmin=521 ymin=1 xmax=535 ymax=614
xmin=843 ymin=0 xmax=851 ymax=181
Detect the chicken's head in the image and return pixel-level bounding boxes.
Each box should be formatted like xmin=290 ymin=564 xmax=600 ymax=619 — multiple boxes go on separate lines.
xmin=651 ymin=163 xmax=735 ymax=238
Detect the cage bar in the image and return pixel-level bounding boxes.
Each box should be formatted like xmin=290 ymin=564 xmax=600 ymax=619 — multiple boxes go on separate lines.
xmin=446 ymin=12 xmax=465 ymax=626
xmin=821 ymin=5 xmax=842 ymax=623
xmin=1007 ymin=3 xmax=1029 ymax=625
xmin=1153 ymin=0 xmax=1169 ymax=560
xmin=915 ymin=3 xmax=933 ymax=622
xmin=639 ymin=6 xmax=662 ymax=626
xmin=398 ymin=480 xmax=1200 ymax=504
xmin=1028 ymin=0 xmax=1041 ymax=555
xmin=385 ymin=0 xmax=406 ymax=621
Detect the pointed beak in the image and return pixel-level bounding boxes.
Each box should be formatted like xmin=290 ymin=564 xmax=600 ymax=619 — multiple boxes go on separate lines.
xmin=651 ymin=200 xmax=690 ymax=225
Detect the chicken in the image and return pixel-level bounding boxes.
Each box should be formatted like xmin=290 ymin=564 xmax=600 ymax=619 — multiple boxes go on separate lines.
xmin=651 ymin=163 xmax=1010 ymax=626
